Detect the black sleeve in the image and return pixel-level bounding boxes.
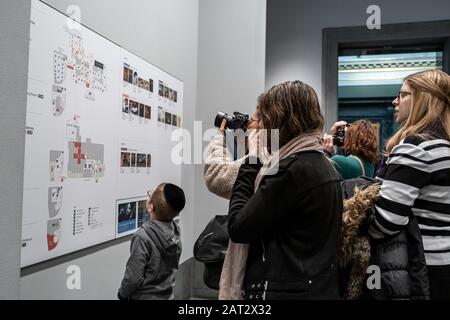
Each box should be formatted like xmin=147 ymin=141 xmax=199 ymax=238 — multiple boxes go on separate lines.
xmin=228 ymin=158 xmax=298 ymax=243
xmin=117 ymin=291 xmax=129 ymax=300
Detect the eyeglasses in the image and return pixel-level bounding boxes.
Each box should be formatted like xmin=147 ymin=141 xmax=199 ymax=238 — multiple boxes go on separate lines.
xmin=396 ymin=90 xmax=412 ymax=100
xmin=147 ymin=190 xmax=153 ymax=201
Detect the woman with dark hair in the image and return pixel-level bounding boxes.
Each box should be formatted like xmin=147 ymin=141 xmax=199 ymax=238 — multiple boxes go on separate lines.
xmin=222 ymin=80 xmax=343 ymax=300
xmin=324 ymin=119 xmax=379 ymax=179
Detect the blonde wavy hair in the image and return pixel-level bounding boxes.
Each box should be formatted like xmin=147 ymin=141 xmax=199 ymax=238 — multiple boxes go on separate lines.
xmin=386 ymin=70 xmax=450 ymax=153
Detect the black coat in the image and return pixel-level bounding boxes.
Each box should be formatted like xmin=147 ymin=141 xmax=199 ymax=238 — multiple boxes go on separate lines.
xmin=228 ymin=151 xmax=343 ymax=300
xmin=341 ymin=177 xmax=430 ymax=300
xmin=363 ymin=209 xmax=430 ymax=299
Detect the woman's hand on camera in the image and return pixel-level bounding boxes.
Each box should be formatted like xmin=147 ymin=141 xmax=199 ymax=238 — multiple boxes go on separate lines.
xmin=323 ymin=133 xmax=334 ymax=154
xmin=330 ymin=120 xmax=347 ymax=135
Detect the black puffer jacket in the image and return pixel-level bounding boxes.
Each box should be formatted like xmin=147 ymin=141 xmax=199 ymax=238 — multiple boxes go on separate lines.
xmin=363 ymin=209 xmax=429 ymax=299
xmin=341 ymin=177 xmax=430 ymax=300
xmin=228 ymin=151 xmax=343 ymax=300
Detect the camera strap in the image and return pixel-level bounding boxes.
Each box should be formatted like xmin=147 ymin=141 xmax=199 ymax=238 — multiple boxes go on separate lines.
xmin=224 ymin=129 xmax=238 ymax=161
xmin=350 ymin=155 xmax=366 ymax=177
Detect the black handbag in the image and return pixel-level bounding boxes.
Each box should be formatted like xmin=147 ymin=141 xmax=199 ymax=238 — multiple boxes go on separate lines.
xmin=193 ymin=215 xmax=229 ymax=290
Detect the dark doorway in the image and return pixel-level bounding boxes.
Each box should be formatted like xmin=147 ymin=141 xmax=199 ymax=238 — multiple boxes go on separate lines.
xmin=322 ymin=20 xmax=450 ymax=136
xmin=337 ymin=49 xmax=443 ymax=150
xmin=338 ymin=99 xmax=396 ymax=150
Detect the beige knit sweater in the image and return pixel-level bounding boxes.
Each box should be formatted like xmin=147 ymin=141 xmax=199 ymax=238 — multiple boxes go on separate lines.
xmin=203 ymin=134 xmax=243 ymax=199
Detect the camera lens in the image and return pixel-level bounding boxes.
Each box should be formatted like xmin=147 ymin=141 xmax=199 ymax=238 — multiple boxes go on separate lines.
xmin=333 ymin=126 xmax=345 ymax=146
xmin=214 ymin=112 xmax=234 ymax=129
xmin=214 ymin=112 xmax=227 ymax=128
xmin=214 ymin=111 xmax=249 ymax=130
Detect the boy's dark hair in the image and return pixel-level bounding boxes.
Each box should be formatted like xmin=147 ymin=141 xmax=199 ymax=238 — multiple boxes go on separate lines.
xmin=151 ymin=183 xmax=186 ymax=222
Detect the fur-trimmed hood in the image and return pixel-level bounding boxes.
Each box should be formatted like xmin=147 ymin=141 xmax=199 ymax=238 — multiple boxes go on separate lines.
xmin=339 ymin=183 xmax=380 ymax=299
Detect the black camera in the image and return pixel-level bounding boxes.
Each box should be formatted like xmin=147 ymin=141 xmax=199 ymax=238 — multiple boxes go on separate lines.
xmin=214 ymin=111 xmax=249 ymax=131
xmin=333 ymin=125 xmax=346 ymax=146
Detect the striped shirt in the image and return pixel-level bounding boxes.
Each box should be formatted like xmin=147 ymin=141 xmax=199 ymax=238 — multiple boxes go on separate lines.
xmin=369 ymin=135 xmax=450 ymax=266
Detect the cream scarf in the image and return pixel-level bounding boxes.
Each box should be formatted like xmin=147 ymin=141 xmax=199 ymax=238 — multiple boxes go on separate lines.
xmin=218 ymin=130 xmax=324 ymax=299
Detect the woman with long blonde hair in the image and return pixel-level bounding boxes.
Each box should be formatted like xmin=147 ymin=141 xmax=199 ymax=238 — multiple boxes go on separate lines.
xmin=369 ymin=70 xmax=450 ymax=299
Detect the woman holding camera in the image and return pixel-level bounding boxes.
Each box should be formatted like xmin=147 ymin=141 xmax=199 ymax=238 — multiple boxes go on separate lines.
xmin=203 ymin=109 xmax=269 ymax=298
xmin=323 ymin=120 xmax=379 ymax=179
xmin=368 ymin=70 xmax=450 ymax=299
xmin=225 ymin=80 xmax=343 ymax=299
xmin=204 ymin=111 xmax=262 ymax=199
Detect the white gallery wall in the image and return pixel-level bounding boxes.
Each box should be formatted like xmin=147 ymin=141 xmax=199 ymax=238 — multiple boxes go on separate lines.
xmin=194 ymin=0 xmax=266 ymax=259
xmin=0 ymin=0 xmax=31 ymax=300
xmin=192 ymin=0 xmax=266 ymax=297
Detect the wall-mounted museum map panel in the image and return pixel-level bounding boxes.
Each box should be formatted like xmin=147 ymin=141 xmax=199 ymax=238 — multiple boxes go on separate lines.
xmin=22 ymin=0 xmax=183 ymax=267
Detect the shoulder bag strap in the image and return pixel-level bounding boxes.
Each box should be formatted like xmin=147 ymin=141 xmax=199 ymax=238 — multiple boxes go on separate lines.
xmin=350 ymin=155 xmax=366 ymax=176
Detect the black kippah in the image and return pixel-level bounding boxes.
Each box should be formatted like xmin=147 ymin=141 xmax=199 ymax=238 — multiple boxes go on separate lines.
xmin=163 ymin=183 xmax=186 ymax=212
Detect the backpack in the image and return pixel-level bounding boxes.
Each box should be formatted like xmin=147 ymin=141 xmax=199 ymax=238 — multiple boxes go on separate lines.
xmin=193 ymin=215 xmax=229 ymax=290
